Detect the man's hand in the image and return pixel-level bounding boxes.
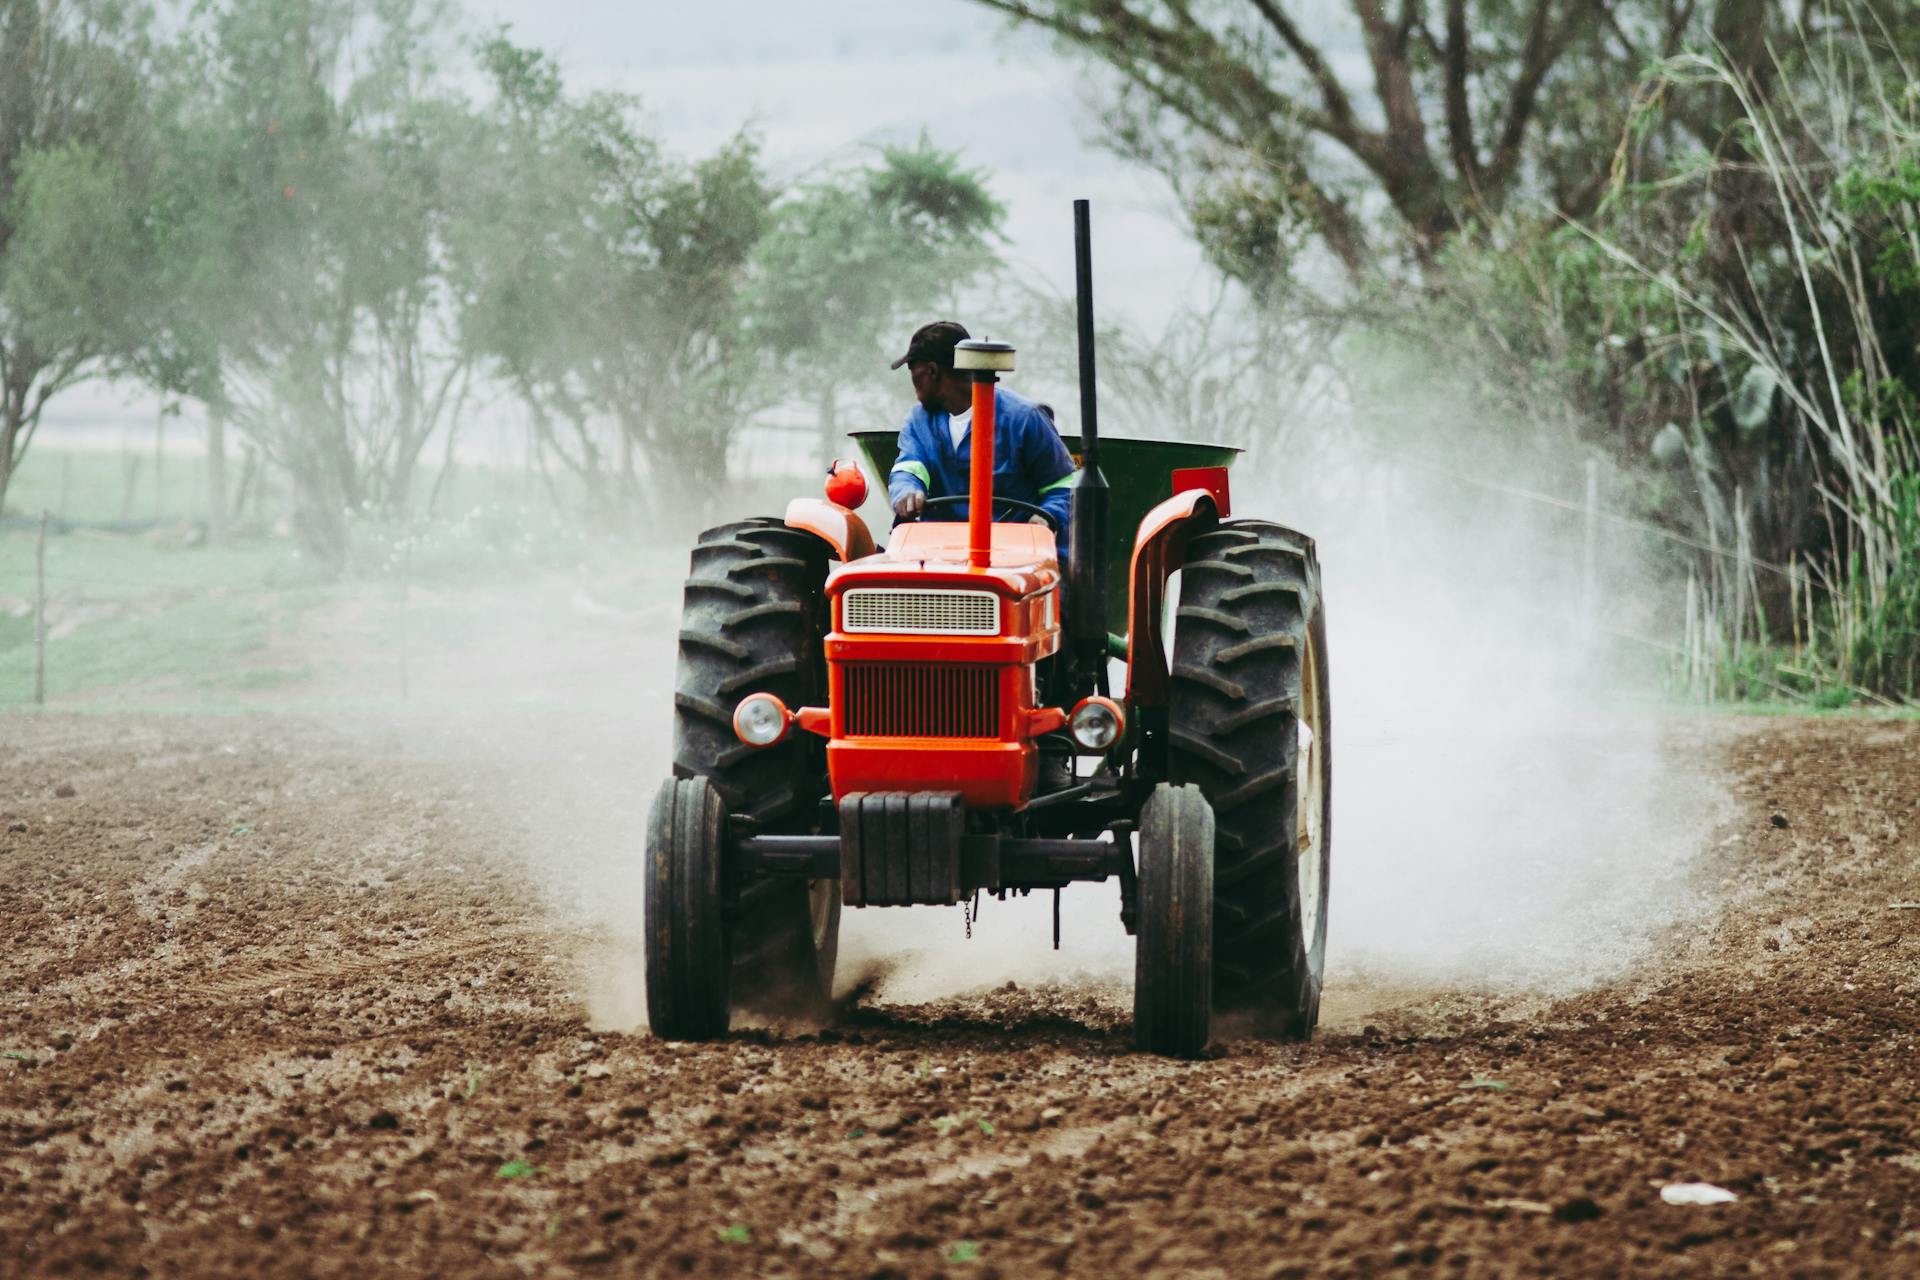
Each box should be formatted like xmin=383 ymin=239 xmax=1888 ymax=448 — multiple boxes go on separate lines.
xmin=893 ymin=490 xmax=926 ymax=521
xmin=1029 ymin=515 xmax=1050 ymax=527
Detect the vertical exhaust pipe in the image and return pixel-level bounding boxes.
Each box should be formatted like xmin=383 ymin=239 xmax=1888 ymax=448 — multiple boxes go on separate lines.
xmin=1067 ymin=200 xmax=1111 ymax=686
xmin=953 ymin=338 xmax=1016 ymax=570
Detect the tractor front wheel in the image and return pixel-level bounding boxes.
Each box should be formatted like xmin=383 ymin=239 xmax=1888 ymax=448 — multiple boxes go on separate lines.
xmin=1133 ymin=782 xmax=1215 ymax=1058
xmin=670 ymin=519 xmax=839 ymax=1021
xmin=644 ymin=776 xmax=730 ymax=1040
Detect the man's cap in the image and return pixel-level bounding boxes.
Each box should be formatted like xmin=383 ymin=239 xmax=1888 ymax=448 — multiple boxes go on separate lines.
xmin=890 ymin=320 xmax=971 ymax=371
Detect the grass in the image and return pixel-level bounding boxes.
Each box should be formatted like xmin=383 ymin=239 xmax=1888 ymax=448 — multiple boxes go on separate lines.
xmin=0 ymin=518 xmax=336 ymax=708
xmin=25 ymin=530 xmax=315 ymax=598
xmin=0 ymin=595 xmax=275 ymax=707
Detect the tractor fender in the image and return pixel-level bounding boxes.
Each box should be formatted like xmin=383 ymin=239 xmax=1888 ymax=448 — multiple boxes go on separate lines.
xmin=785 ymin=498 xmax=876 ymax=563
xmin=1125 ymin=489 xmax=1219 ymax=706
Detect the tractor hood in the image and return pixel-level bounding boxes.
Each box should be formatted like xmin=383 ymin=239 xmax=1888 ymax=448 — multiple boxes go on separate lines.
xmin=828 ymin=521 xmax=1060 ymax=602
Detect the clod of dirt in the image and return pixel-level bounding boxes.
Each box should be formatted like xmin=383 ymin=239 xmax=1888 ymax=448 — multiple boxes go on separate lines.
xmin=52 ymin=784 xmax=76 ymax=799
xmin=1553 ymin=1197 xmax=1605 ymax=1223
xmin=1771 ymin=812 xmax=1791 ymax=828
xmin=568 ymin=1244 xmax=617 ymax=1266
xmin=869 ymin=1110 xmax=918 ymax=1137
xmin=7 ymin=820 xmax=25 ymax=833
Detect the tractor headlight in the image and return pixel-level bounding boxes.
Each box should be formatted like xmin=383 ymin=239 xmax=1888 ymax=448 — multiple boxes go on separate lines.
xmin=733 ymin=693 xmax=792 ymax=747
xmin=1068 ymin=696 xmax=1124 ymax=752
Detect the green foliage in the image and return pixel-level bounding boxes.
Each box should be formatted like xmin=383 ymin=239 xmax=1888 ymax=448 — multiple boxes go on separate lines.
xmin=496 ymin=1159 xmax=538 ymax=1180
xmin=1847 ymin=472 xmax=1920 ymax=697
xmin=1186 ymin=175 xmax=1304 ymax=305
xmin=1837 ymin=152 xmax=1920 ymax=293
xmin=1695 ymin=474 xmax=1920 ymax=706
xmin=4 ymin=145 xmax=150 ymax=357
xmin=0 ymin=0 xmax=157 ymax=504
xmin=749 ymin=137 xmax=1005 ymax=430
xmin=450 ymin=35 xmax=776 ymax=517
xmin=134 ymin=0 xmax=477 ymax=566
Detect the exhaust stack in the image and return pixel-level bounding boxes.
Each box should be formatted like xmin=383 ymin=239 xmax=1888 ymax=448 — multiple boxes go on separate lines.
xmin=1066 ymin=199 xmax=1111 ymax=686
xmin=954 ymin=338 xmax=1015 ymax=569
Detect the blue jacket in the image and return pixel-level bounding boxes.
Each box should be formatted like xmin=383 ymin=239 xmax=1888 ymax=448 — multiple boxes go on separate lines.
xmin=887 ymin=388 xmax=1076 ymax=537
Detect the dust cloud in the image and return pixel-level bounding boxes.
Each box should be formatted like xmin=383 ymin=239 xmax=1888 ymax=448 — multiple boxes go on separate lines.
xmin=1297 ymin=444 xmax=1728 ymax=1009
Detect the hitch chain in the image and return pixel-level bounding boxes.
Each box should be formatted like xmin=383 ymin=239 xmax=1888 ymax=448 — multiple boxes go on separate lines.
xmin=963 ymin=888 xmax=981 ymax=939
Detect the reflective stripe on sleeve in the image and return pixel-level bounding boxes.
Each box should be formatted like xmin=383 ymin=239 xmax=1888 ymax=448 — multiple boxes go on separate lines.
xmin=1039 ymin=470 xmax=1078 ymax=494
xmin=891 ymin=461 xmax=931 ymax=487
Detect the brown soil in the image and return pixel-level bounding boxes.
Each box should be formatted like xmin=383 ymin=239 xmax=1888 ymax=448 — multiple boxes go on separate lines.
xmin=2 ymin=713 xmax=1917 ymax=1278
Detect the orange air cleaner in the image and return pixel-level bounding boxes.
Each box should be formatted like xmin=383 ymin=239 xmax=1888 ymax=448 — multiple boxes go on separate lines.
xmin=953 ymin=338 xmax=1016 ymax=570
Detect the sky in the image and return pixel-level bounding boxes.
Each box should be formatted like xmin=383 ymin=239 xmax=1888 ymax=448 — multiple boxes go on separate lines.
xmin=475 ymin=0 xmax=1207 ymax=313
xmin=45 ymin=0 xmax=1209 ymax=438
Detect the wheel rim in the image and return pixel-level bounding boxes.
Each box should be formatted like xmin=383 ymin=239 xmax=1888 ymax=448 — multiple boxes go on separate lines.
xmin=1296 ymin=625 xmax=1326 ymax=947
xmin=807 ymin=879 xmax=835 ymax=951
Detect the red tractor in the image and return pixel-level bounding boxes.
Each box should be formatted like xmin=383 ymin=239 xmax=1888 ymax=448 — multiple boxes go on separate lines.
xmin=646 ymin=204 xmax=1330 ymax=1057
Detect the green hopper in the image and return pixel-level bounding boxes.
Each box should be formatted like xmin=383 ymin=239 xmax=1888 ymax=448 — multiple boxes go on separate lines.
xmin=850 ymin=430 xmax=1241 ymax=642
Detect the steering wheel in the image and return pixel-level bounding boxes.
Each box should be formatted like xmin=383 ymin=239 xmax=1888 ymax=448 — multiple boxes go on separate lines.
xmin=920 ymin=494 xmax=1060 ymax=532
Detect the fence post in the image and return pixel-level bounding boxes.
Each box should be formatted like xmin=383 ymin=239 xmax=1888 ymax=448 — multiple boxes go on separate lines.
xmin=34 ymin=510 xmax=48 ymax=706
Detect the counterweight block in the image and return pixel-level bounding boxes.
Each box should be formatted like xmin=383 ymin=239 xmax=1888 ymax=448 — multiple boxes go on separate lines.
xmin=839 ymin=791 xmax=964 ymax=906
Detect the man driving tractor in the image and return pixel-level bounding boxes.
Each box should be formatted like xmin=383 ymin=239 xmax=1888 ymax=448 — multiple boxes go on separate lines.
xmin=887 ymin=320 xmax=1076 ymax=539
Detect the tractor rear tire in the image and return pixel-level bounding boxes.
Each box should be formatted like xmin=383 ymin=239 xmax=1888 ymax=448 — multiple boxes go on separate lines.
xmin=1169 ymin=521 xmax=1332 ymax=1038
xmin=1133 ymin=782 xmax=1215 ymax=1058
xmin=672 ymin=518 xmax=839 ymax=1018
xmin=644 ymin=777 xmax=730 ymax=1040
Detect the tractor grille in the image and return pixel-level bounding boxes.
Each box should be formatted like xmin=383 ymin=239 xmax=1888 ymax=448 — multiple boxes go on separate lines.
xmin=842 ymin=588 xmax=999 ymax=636
xmin=842 ymin=664 xmax=1000 ymax=738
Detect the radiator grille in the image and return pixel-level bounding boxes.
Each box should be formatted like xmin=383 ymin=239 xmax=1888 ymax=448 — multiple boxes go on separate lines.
xmin=842 ymin=588 xmax=999 ymax=635
xmin=842 ymin=664 xmax=1000 ymax=738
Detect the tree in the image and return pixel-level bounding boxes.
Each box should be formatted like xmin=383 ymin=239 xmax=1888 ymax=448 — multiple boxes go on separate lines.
xmin=750 ymin=139 xmax=1006 ymax=458
xmin=150 ymin=0 xmax=472 ymax=565
xmin=969 ymin=0 xmax=1806 ymax=295
xmin=0 ymin=0 xmax=155 ymax=510
xmin=452 ymin=37 xmax=776 ymax=523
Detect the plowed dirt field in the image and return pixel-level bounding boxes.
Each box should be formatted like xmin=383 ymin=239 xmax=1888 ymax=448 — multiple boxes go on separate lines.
xmin=3 ymin=713 xmax=1917 ymax=1277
